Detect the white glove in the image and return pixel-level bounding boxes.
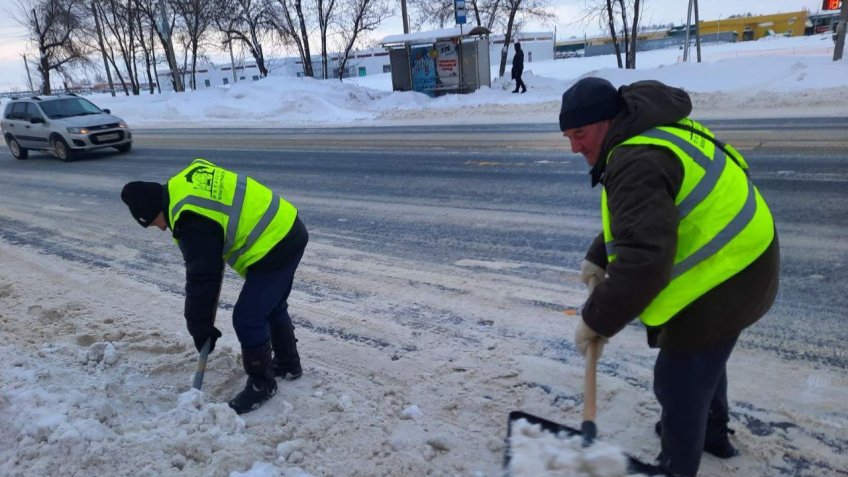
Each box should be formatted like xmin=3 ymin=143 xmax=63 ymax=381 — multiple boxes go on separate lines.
xmin=575 ymin=318 xmax=608 ymax=358
xmin=580 ymin=259 xmax=605 ymax=290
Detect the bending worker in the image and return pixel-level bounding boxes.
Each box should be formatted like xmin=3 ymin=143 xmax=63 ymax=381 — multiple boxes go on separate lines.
xmin=121 ymin=158 xmax=308 ymax=414
xmin=561 ymin=77 xmax=779 ymax=476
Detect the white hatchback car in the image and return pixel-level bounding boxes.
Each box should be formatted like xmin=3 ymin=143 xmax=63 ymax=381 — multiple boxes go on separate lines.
xmin=1 ymin=94 xmax=132 ymax=161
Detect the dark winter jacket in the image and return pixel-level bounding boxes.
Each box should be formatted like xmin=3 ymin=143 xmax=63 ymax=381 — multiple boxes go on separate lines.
xmin=511 ymin=46 xmax=524 ymax=80
xmin=581 ymin=80 xmax=779 ymax=351
xmin=162 ymin=189 xmax=309 ymax=338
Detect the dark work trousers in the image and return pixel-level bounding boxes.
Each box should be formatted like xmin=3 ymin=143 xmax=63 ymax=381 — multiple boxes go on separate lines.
xmin=232 ymin=247 xmax=305 ymax=349
xmin=654 ymin=332 xmax=740 ymax=477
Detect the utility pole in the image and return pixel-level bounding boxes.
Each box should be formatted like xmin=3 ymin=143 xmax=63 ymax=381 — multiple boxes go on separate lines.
xmin=834 ymin=1 xmax=847 ymax=61
xmin=683 ymin=0 xmax=693 ymax=62
xmin=92 ymin=2 xmax=116 ymax=97
xmin=22 ymin=54 xmax=34 ymax=93
xmin=693 ymin=0 xmax=701 ymax=62
xmin=401 ymin=0 xmax=409 ymax=34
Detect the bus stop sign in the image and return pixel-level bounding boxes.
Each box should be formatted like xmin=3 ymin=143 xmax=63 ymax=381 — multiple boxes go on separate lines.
xmin=455 ymin=0 xmax=467 ymax=25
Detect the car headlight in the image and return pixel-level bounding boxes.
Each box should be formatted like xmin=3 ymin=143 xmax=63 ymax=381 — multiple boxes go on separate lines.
xmin=67 ymin=127 xmax=89 ymax=134
xmin=118 ymin=121 xmax=128 ymax=128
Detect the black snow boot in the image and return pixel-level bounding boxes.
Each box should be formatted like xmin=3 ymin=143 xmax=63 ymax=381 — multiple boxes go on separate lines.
xmin=654 ymin=419 xmax=739 ymax=459
xmin=270 ymin=322 xmax=302 ymax=380
xmin=228 ymin=341 xmax=277 ymax=414
xmin=703 ymin=410 xmax=739 ymax=458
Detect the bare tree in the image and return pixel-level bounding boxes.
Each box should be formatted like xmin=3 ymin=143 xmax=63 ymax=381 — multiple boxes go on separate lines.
xmin=269 ymin=0 xmax=314 ymax=77
xmin=171 ymin=0 xmax=216 ymax=89
xmin=582 ymin=0 xmax=642 ymax=68
xmin=616 ymin=0 xmax=630 ymax=66
xmin=409 ymin=0 xmax=453 ymax=28
xmin=410 ymin=0 xmax=500 ymax=28
xmin=604 ymin=0 xmax=623 ymax=67
xmin=133 ymin=1 xmax=159 ymax=93
xmin=96 ymin=0 xmax=142 ymax=95
xmin=135 ymin=0 xmax=184 ymax=91
xmin=215 ymin=0 xmax=272 ymax=77
xmin=91 ymin=1 xmax=116 ymax=95
xmin=472 ymin=0 xmax=503 ymax=29
xmin=627 ymin=0 xmax=640 ymax=68
xmin=292 ymin=0 xmax=312 ymax=75
xmin=335 ymin=0 xmax=390 ymax=80
xmin=16 ymin=0 xmax=91 ymax=94
xmin=316 ymin=0 xmax=338 ymax=79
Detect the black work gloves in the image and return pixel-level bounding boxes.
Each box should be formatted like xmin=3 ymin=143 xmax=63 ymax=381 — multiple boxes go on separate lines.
xmin=188 ymin=325 xmax=222 ymax=353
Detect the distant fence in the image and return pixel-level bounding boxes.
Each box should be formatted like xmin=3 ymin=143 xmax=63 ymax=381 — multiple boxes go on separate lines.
xmin=0 ymin=87 xmax=120 ymax=99
xmin=677 ymin=45 xmax=836 ymax=62
xmin=0 ymin=91 xmax=36 ymax=99
xmin=585 ymin=32 xmax=738 ymax=57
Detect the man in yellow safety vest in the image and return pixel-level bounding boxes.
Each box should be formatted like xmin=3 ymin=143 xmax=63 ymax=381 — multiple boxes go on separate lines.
xmin=560 ymin=77 xmax=779 ymax=477
xmin=121 ymin=159 xmax=308 ymax=414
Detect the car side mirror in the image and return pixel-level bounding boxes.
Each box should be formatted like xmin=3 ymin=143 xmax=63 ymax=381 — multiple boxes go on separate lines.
xmin=30 ymin=117 xmax=44 ymax=124
xmin=103 ymin=108 xmax=111 ymax=114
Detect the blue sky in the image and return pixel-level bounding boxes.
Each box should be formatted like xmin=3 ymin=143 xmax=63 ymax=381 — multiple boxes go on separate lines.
xmin=0 ymin=0 xmax=832 ymax=90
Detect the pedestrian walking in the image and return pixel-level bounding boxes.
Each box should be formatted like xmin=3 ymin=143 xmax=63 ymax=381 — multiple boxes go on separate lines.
xmin=511 ymin=42 xmax=527 ymax=94
xmin=121 ymin=158 xmax=308 ymax=414
xmin=561 ymin=77 xmax=780 ymax=477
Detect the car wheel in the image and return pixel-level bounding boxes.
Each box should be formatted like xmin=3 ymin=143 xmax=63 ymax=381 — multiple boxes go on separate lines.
xmin=115 ymin=142 xmax=132 ymax=153
xmin=52 ymin=137 xmax=75 ymax=162
xmin=7 ymin=137 xmax=28 ymax=160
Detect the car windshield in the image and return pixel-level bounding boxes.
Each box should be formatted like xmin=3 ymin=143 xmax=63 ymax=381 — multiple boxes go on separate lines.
xmin=39 ymin=98 xmax=103 ymax=119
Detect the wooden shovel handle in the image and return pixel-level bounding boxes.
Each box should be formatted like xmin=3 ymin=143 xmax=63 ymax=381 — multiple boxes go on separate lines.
xmin=583 ymin=275 xmax=601 ymax=423
xmin=583 ymin=339 xmax=599 ymax=422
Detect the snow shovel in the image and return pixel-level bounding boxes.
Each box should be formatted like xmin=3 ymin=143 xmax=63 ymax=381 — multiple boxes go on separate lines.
xmin=503 ymin=410 xmax=670 ymax=476
xmin=502 ymin=276 xmax=670 ymax=476
xmin=191 ymin=337 xmax=212 ymax=390
xmin=503 ymin=347 xmax=670 ymax=477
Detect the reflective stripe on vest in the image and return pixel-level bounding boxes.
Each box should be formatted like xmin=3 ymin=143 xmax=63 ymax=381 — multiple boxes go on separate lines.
xmin=602 ymin=119 xmax=774 ymax=326
xmin=167 ymin=158 xmax=297 ymax=276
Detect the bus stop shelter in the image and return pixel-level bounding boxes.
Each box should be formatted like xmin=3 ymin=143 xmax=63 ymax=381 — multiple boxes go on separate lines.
xmin=380 ymin=26 xmax=491 ymax=96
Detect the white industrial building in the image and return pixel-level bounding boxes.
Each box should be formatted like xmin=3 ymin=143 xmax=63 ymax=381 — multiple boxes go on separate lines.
xmin=157 ymin=30 xmax=553 ymax=91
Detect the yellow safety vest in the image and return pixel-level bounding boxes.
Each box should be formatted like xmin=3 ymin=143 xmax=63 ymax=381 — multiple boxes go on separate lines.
xmin=602 ymin=119 xmax=774 ymax=326
xmin=167 ymin=158 xmax=298 ymax=277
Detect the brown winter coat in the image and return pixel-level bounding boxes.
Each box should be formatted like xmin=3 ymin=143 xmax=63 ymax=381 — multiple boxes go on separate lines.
xmin=581 ymin=80 xmax=780 ymax=351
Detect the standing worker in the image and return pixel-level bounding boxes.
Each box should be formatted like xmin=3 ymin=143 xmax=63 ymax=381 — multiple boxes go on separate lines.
xmin=121 ymin=158 xmax=308 ymax=414
xmin=511 ymin=42 xmax=527 ymax=94
xmin=561 ymin=77 xmax=779 ymax=476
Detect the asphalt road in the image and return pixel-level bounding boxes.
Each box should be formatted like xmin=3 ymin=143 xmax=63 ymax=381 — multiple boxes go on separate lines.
xmin=1 ymin=117 xmax=846 ymax=371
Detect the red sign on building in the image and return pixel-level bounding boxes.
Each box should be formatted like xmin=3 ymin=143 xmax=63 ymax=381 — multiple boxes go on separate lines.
xmin=822 ymin=0 xmax=841 ymax=10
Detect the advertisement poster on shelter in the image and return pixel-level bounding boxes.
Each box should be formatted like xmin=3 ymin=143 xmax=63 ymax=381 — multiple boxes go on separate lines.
xmin=410 ymin=46 xmax=437 ymax=96
xmin=435 ymin=41 xmax=459 ymax=88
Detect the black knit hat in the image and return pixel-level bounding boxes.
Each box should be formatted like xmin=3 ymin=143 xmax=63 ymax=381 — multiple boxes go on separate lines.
xmin=121 ymin=181 xmax=164 ymax=227
xmin=559 ymin=77 xmax=621 ymax=131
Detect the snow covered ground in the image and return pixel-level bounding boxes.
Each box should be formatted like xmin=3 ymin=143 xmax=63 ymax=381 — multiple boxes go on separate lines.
xmin=1 ymin=33 xmax=847 ymax=477
xmin=34 ymin=33 xmax=845 ymax=130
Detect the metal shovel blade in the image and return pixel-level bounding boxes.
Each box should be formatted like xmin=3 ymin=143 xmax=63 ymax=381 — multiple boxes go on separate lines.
xmin=503 ymin=411 xmax=671 ymax=476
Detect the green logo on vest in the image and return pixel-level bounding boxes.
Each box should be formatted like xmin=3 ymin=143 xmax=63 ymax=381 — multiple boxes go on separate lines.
xmin=184 ymin=164 xmax=224 ymax=200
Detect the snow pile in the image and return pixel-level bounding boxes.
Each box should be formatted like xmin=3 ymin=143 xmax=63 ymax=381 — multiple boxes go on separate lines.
xmin=508 ymin=418 xmax=639 ymax=477
xmin=26 ymin=33 xmax=841 ymax=129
